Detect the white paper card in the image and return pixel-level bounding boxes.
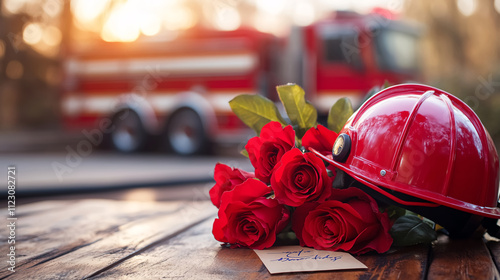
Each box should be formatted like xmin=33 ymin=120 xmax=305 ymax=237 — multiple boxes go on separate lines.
xmin=253 ymin=245 xmax=367 ymax=274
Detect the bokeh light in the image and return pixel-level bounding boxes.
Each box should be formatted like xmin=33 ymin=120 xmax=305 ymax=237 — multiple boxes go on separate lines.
xmin=23 ymin=23 xmax=43 ymax=45
xmin=163 ymin=6 xmax=197 ymax=31
xmin=2 ymin=0 xmax=25 ymax=14
xmin=495 ymin=0 xmax=500 ymax=14
xmin=6 ymin=60 xmax=24 ymax=80
xmin=43 ymin=25 xmax=62 ymax=46
xmin=140 ymin=15 xmax=162 ymax=36
xmin=256 ymin=0 xmax=286 ymax=15
xmin=71 ymin=0 xmax=111 ymax=32
xmin=43 ymin=0 xmax=63 ymax=18
xmin=71 ymin=0 xmax=198 ymax=42
xmin=456 ymin=0 xmax=477 ymax=17
xmin=212 ymin=6 xmax=241 ymax=31
xmin=254 ymin=13 xmax=288 ymax=36
xmin=101 ymin=3 xmax=141 ymax=42
xmin=292 ymin=1 xmax=315 ymax=26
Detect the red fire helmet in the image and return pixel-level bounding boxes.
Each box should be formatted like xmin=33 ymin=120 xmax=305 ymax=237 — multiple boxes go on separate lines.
xmin=312 ymin=84 xmax=500 ymax=220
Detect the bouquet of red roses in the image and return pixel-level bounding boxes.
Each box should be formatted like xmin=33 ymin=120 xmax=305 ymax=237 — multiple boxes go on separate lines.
xmin=209 ymin=84 xmax=437 ymax=255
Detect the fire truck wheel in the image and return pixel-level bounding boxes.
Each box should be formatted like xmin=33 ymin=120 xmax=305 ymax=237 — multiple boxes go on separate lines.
xmin=110 ymin=110 xmax=147 ymax=153
xmin=165 ymin=109 xmax=208 ymax=156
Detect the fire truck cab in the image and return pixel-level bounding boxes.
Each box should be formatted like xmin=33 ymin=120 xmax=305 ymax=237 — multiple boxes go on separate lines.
xmin=281 ymin=10 xmax=420 ymax=112
xmin=62 ymin=10 xmax=420 ymax=155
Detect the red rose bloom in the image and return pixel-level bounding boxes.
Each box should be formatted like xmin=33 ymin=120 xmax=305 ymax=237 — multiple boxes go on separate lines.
xmin=270 ymin=148 xmax=333 ymax=207
xmin=302 ymin=124 xmax=338 ymax=156
xmin=209 ymin=163 xmax=255 ymax=208
xmin=246 ymin=121 xmax=295 ymax=184
xmin=292 ymin=187 xmax=393 ymax=255
xmin=213 ymin=179 xmax=290 ymax=249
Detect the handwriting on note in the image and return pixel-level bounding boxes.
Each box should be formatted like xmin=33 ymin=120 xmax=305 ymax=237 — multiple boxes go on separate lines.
xmin=253 ymin=246 xmax=367 ymax=274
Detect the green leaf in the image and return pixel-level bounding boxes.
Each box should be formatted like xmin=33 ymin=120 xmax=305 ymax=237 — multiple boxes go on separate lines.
xmin=384 ymin=205 xmax=408 ymax=221
xmin=390 ymin=215 xmax=438 ymax=246
xmin=240 ymin=149 xmax=249 ymax=158
xmin=327 ymin=98 xmax=354 ymax=133
xmin=229 ymin=95 xmax=287 ymax=135
xmin=276 ymin=84 xmax=317 ymax=138
xmin=382 ymin=80 xmax=392 ymax=89
xmin=275 ymin=231 xmax=299 ymax=246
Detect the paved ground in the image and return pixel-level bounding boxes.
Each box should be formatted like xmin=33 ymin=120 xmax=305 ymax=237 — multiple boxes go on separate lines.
xmin=0 ymin=129 xmax=82 ymax=153
xmin=0 ymin=128 xmax=254 ymax=209
xmin=1 ymin=151 xmax=252 ymax=196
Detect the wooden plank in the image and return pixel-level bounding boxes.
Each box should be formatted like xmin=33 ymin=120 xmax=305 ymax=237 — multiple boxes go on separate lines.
xmin=428 ymin=233 xmax=500 ymax=280
xmin=0 ymin=199 xmax=216 ymax=279
xmin=91 ymin=217 xmax=430 ymax=279
xmin=353 ymin=245 xmax=429 ymax=280
xmin=486 ymin=239 xmax=500 ymax=273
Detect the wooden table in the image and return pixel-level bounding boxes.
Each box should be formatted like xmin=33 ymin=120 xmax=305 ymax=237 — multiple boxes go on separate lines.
xmin=1 ymin=199 xmax=500 ymax=279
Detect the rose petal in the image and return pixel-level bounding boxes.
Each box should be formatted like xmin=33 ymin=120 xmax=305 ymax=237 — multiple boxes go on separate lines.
xmin=246 ymin=122 xmax=295 ymax=184
xmin=302 ymin=125 xmax=338 ymax=156
xmin=291 ymin=187 xmax=393 ymax=254
xmin=271 ymin=149 xmax=333 ymax=207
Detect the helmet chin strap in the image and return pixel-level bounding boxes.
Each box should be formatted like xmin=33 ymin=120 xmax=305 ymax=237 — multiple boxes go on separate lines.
xmin=349 ymin=172 xmax=440 ymax=208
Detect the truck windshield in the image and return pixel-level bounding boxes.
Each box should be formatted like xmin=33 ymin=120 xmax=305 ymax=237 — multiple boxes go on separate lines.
xmin=322 ymin=31 xmax=363 ymax=70
xmin=375 ymin=29 xmax=419 ymax=72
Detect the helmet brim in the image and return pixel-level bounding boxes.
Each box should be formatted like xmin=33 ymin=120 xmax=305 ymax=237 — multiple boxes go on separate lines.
xmin=310 ymin=147 xmax=500 ymax=219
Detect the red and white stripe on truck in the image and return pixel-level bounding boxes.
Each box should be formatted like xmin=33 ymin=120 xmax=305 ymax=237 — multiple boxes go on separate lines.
xmin=62 ymin=28 xmax=275 ymax=154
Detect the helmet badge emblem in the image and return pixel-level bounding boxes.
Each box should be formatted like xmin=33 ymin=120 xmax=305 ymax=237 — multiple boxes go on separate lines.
xmin=332 ymin=133 xmax=351 ymax=162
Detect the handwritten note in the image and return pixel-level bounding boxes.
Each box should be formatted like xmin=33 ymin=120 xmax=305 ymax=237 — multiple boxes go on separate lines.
xmin=253 ymin=246 xmax=367 ymax=274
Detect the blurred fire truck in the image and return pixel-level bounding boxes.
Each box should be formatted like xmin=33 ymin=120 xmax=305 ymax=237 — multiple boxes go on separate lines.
xmin=61 ymin=11 xmax=420 ymax=155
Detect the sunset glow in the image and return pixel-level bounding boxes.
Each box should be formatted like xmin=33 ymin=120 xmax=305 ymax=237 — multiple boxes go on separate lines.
xmin=101 ymin=3 xmax=141 ymax=42
xmin=71 ymin=0 xmax=198 ymax=42
xmin=1 ymin=0 xmax=412 ymax=44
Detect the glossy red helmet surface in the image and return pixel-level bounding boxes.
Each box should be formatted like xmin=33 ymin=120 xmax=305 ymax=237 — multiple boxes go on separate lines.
xmin=313 ymin=84 xmax=500 ymax=219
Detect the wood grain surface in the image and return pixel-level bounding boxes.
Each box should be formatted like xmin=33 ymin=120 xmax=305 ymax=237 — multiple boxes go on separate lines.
xmin=0 ymin=199 xmax=216 ymax=279
xmin=428 ymin=233 xmax=500 ymax=280
xmin=1 ymin=199 xmax=499 ymax=279
xmin=93 ymin=218 xmax=430 ymax=280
